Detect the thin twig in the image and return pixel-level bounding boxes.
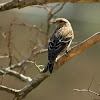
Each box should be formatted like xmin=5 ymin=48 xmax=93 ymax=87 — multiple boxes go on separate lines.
xmin=0 ymin=49 xmax=47 ymax=82
xmin=51 ymin=3 xmax=61 ymax=11
xmin=43 ymin=4 xmax=53 ymax=15
xmin=88 ymin=77 xmax=94 ymax=90
xmin=0 ymin=73 xmax=5 ymax=85
xmin=27 ymin=60 xmax=44 ymax=72
xmin=5 ymin=48 xmax=47 ymax=70
xmin=74 ymin=89 xmax=100 ymax=96
xmin=53 ymin=3 xmax=66 ymax=15
xmin=13 ymin=23 xmax=46 ymax=35
xmin=0 ymin=85 xmax=20 ymax=94
xmin=0 ymin=68 xmax=32 ymax=82
xmin=0 ymin=56 xmax=9 ymax=59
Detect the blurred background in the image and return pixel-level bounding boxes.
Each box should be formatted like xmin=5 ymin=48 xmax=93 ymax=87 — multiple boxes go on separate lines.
xmin=0 ymin=0 xmax=100 ymax=100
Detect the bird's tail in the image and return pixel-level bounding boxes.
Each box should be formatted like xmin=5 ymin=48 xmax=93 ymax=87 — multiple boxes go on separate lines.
xmin=42 ymin=62 xmax=54 ymax=74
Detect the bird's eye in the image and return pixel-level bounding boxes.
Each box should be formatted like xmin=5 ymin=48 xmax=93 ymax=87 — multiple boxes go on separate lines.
xmin=59 ymin=20 xmax=63 ymax=23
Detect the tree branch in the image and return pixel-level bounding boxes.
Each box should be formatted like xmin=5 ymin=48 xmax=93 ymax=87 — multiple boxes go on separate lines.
xmin=1 ymin=32 xmax=99 ymax=100
xmin=0 ymin=56 xmax=9 ymax=59
xmin=0 ymin=67 xmax=32 ymax=82
xmin=0 ymin=85 xmax=20 ymax=95
xmin=73 ymin=89 xmax=100 ymax=96
xmin=0 ymin=48 xmax=47 ymax=82
xmin=0 ymin=0 xmax=100 ymax=12
xmin=55 ymin=32 xmax=100 ymax=69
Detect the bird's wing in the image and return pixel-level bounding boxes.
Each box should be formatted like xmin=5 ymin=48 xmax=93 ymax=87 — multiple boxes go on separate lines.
xmin=54 ymin=26 xmax=73 ymax=44
xmin=48 ymin=26 xmax=73 ymax=62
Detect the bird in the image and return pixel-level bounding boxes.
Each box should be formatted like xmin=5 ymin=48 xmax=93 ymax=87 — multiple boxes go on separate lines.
xmin=42 ymin=18 xmax=74 ymax=74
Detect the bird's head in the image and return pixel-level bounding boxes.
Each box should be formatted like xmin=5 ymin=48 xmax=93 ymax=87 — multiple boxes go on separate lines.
xmin=51 ymin=18 xmax=70 ymax=27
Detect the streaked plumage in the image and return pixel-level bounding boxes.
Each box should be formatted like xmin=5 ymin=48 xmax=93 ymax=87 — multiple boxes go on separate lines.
xmin=43 ymin=18 xmax=74 ymax=74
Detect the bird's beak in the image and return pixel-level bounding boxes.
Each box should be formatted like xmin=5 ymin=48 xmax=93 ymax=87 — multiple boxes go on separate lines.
xmin=50 ymin=20 xmax=56 ymax=24
xmin=52 ymin=21 xmax=56 ymax=24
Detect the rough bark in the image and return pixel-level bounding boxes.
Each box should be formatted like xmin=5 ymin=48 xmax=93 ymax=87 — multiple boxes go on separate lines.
xmin=0 ymin=0 xmax=100 ymax=12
